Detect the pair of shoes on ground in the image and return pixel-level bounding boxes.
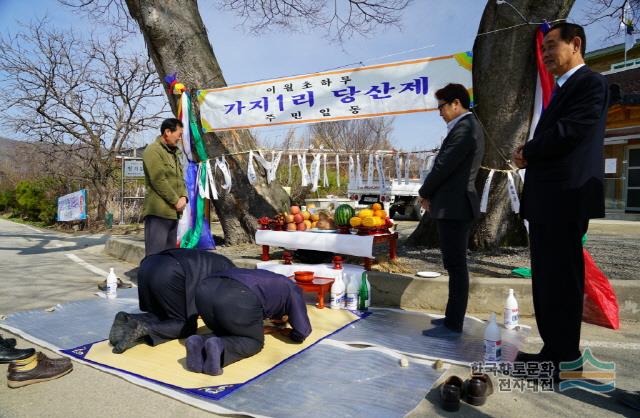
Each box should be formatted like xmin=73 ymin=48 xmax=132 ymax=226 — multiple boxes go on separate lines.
xmin=109 ymin=311 xmax=150 ymax=354
xmin=441 ymin=373 xmax=494 ymax=412
xmin=98 ymin=277 xmax=133 ymax=291
xmin=185 ymin=335 xmax=224 ymax=376
xmin=7 ymin=352 xmax=73 ymax=388
xmin=422 ymin=317 xmax=462 ymax=339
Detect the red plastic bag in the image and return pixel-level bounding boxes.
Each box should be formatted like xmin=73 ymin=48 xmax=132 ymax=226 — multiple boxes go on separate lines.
xmin=582 ymin=249 xmax=620 ymax=329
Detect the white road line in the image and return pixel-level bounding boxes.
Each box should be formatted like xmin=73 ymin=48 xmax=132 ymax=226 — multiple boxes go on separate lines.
xmin=528 ymin=336 xmax=640 ymax=350
xmin=65 ymin=253 xmax=109 ymax=277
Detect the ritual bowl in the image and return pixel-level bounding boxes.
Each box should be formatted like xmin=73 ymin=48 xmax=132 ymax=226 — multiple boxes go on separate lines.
xmin=294 ymin=271 xmax=315 ymax=283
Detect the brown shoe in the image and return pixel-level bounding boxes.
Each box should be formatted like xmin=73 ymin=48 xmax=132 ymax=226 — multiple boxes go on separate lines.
xmin=7 ymin=352 xmax=73 ymax=388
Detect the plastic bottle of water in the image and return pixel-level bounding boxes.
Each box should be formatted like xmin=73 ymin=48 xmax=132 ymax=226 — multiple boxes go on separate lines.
xmin=345 ymin=273 xmax=358 ymax=310
xmin=484 ymin=312 xmax=502 ymax=362
xmin=330 ymin=271 xmax=346 ymax=309
xmin=503 ymin=289 xmax=519 ymax=329
xmin=106 ymin=268 xmax=118 ymax=299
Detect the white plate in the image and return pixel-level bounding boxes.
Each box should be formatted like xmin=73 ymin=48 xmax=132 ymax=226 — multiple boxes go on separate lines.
xmin=417 ymin=271 xmax=441 ymax=278
xmin=309 ymin=228 xmax=338 ymax=233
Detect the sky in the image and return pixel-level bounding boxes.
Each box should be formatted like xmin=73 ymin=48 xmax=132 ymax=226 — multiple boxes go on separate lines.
xmin=0 ymin=0 xmax=631 ymax=150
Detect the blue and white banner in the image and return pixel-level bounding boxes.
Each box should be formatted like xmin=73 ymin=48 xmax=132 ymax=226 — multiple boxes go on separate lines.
xmin=198 ymin=53 xmax=473 ymax=131
xmin=57 ymin=189 xmax=87 ymax=222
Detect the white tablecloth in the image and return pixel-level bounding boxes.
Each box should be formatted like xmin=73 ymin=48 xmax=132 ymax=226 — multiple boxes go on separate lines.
xmin=255 ymin=230 xmax=375 ymax=258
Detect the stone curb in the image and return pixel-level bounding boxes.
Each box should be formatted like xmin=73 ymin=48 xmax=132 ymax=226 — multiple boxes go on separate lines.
xmin=104 ymin=237 xmax=640 ymax=321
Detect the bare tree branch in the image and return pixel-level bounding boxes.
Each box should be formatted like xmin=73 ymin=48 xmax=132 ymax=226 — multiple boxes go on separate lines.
xmin=0 ymin=20 xmax=165 ymax=218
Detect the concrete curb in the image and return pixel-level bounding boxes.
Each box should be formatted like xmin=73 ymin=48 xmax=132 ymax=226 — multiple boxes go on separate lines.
xmin=104 ymin=237 xmax=640 ymax=321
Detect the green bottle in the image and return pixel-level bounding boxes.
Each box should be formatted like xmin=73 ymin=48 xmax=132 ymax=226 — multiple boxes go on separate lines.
xmin=358 ymin=272 xmax=369 ymax=312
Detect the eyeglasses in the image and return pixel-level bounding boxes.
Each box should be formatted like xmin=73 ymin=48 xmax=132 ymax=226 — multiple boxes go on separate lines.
xmin=437 ymin=102 xmax=449 ymax=110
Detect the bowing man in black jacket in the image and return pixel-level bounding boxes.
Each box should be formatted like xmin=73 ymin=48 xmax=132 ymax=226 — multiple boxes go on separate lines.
xmin=419 ymin=83 xmax=485 ymax=338
xmin=513 ymin=23 xmax=607 ymax=369
xmin=109 ymin=248 xmax=235 ymax=354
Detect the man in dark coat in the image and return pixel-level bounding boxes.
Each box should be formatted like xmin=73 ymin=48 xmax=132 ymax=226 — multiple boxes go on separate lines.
xmin=109 ymin=248 xmax=235 ymax=353
xmin=513 ymin=23 xmax=607 ymax=370
xmin=419 ymin=83 xmax=485 ymax=338
xmin=185 ymin=268 xmax=312 ymax=376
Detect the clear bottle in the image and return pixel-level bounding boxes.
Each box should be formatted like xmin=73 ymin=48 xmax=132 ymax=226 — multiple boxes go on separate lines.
xmin=358 ymin=272 xmax=369 ymax=312
xmin=503 ymin=289 xmax=519 ymax=329
xmin=330 ymin=271 xmax=346 ymax=309
xmin=106 ymin=267 xmax=118 ymax=299
xmin=484 ymin=312 xmax=502 ymax=362
xmin=345 ymin=273 xmax=358 ymax=310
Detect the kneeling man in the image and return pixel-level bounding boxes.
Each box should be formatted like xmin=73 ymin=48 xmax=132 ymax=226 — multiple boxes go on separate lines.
xmin=185 ymin=268 xmax=312 ymax=376
xmin=110 ymin=248 xmax=235 ymax=353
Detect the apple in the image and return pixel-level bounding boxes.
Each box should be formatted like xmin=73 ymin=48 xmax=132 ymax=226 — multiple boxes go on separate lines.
xmin=286 ymin=223 xmax=297 ymax=231
xmin=285 ymin=214 xmax=295 ymax=223
xmin=290 ymin=206 xmax=301 ymax=215
xmin=293 ymin=213 xmax=304 ymax=224
xmin=296 ymin=222 xmax=307 ymax=231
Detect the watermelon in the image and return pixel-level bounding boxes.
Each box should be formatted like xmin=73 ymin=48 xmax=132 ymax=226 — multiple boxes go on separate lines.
xmin=334 ymin=204 xmax=355 ymax=226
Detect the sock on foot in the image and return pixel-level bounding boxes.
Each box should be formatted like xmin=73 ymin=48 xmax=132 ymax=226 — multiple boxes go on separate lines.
xmin=203 ymin=337 xmax=224 ymax=376
xmin=185 ymin=335 xmax=205 ymax=373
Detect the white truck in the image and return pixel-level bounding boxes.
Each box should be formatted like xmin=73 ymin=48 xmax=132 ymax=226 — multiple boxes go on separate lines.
xmin=346 ymin=171 xmax=430 ymax=220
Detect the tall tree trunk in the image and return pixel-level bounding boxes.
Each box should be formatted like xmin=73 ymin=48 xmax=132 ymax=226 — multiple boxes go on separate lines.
xmin=125 ymin=0 xmax=290 ymax=244
xmin=408 ymin=0 xmax=574 ymax=249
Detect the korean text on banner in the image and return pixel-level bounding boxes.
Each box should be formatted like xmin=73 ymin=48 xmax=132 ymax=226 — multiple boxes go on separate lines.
xmin=57 ymin=189 xmax=88 ymax=222
xmin=198 ymin=52 xmax=473 ymax=131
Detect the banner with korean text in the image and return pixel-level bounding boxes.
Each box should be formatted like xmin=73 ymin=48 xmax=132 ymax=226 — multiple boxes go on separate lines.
xmin=198 ymin=52 xmax=473 ymax=131
xmin=57 ymin=189 xmax=88 ymax=222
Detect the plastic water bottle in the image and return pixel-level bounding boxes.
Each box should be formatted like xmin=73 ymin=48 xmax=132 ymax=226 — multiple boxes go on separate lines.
xmin=330 ymin=271 xmax=346 ymax=309
xmin=503 ymin=289 xmax=519 ymax=329
xmin=106 ymin=268 xmax=118 ymax=299
xmin=345 ymin=273 xmax=358 ymax=310
xmin=484 ymin=312 xmax=502 ymax=362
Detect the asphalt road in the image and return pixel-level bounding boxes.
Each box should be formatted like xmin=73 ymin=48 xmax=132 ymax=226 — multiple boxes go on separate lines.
xmin=0 ymin=218 xmax=638 ymax=417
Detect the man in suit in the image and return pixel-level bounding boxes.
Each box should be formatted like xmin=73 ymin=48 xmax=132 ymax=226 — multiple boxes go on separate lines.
xmin=513 ymin=23 xmax=608 ymax=370
xmin=419 ymin=83 xmax=485 ymax=338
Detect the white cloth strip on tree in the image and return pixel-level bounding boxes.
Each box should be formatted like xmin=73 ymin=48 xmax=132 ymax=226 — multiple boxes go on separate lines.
xmin=178 ymin=92 xmax=194 ymax=163
xmin=335 ymin=154 xmax=340 ymax=187
xmin=395 ymin=153 xmax=402 ymax=181
xmin=366 ymin=154 xmax=374 ymax=187
xmin=375 ymin=154 xmax=386 ymax=193
xmin=323 ymin=153 xmax=329 ymax=187
xmin=356 ymin=154 xmax=363 ymax=188
xmin=297 ymin=154 xmax=310 ymax=186
xmin=205 ymin=160 xmax=219 ymax=200
xmin=348 ymin=155 xmax=355 ymax=184
xmin=247 ymin=150 xmax=258 ymax=185
xmin=310 ymin=153 xmax=321 ymax=192
xmin=215 ymin=157 xmax=232 ymax=192
xmin=288 ymin=154 xmax=293 ymax=185
xmin=480 ymin=169 xmax=495 ymax=213
xmin=506 ymin=171 xmax=520 ymax=213
xmin=404 ymin=154 xmax=411 ymax=184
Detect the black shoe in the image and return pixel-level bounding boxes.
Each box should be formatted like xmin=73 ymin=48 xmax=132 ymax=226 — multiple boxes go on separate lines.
xmin=440 ymin=376 xmax=463 ymax=412
xmin=109 ymin=311 xmax=130 ymax=346
xmin=0 ymin=344 xmax=36 ymax=364
xmin=0 ymin=335 xmax=17 ymax=349
xmin=464 ymin=373 xmax=493 ymax=406
xmin=112 ymin=318 xmax=149 ymax=354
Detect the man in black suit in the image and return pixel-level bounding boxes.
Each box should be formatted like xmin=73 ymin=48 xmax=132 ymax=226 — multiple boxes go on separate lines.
xmin=514 ymin=23 xmax=608 ymax=369
xmin=419 ymin=83 xmax=485 ymax=338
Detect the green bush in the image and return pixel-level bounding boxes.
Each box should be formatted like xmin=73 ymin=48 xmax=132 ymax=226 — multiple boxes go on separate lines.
xmin=12 ymin=179 xmax=60 ymax=224
xmin=0 ymin=189 xmax=16 ymax=211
